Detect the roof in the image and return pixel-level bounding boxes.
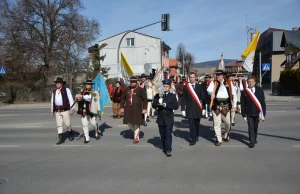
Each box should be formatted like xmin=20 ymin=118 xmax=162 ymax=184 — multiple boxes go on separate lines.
xmin=225 ymin=60 xmax=243 ymax=67
xmin=280 ymin=30 xmax=300 ymax=49
xmin=169 ymin=59 xmax=178 ymax=67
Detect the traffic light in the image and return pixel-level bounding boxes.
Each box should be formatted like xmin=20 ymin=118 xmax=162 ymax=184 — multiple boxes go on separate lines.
xmin=161 ymin=14 xmax=170 ymax=31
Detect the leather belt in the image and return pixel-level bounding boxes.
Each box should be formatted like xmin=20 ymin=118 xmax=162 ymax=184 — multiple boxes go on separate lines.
xmin=55 ymin=106 xmax=68 ymax=112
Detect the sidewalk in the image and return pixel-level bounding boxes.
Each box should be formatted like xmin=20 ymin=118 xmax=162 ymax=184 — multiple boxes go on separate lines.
xmin=264 ymin=90 xmax=300 ymax=102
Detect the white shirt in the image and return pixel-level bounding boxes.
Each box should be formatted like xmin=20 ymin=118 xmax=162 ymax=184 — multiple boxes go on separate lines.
xmin=207 ymin=80 xmax=237 ymax=107
xmin=51 ymin=88 xmax=74 ymax=113
xmin=248 ymin=87 xmax=255 ymax=94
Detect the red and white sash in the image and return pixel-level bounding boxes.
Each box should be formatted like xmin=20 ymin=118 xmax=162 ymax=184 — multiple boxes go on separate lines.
xmin=186 ymin=83 xmax=203 ymax=110
xmin=245 ymin=88 xmax=264 ymax=121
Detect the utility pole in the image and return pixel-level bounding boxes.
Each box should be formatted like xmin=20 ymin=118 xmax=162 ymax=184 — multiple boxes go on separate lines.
xmin=259 ymin=52 xmax=262 ymax=87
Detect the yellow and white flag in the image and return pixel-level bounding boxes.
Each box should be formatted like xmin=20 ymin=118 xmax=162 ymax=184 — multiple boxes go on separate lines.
xmin=241 ymin=30 xmax=260 ymax=72
xmin=120 ymin=52 xmax=134 ymax=85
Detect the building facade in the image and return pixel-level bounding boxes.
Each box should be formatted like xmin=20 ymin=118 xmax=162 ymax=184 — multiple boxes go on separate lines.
xmin=96 ymin=31 xmax=171 ymax=79
xmin=253 ymin=28 xmax=286 ymax=88
xmin=280 ymin=28 xmax=300 ymax=69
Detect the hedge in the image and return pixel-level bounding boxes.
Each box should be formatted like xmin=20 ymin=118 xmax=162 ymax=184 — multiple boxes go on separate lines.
xmin=279 ymin=68 xmax=300 ymax=94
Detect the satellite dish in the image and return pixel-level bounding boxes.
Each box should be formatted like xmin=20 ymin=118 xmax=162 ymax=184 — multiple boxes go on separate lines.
xmin=144 ymin=63 xmax=151 ymax=71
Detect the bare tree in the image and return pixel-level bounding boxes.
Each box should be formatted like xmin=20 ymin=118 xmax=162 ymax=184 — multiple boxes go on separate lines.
xmin=176 ymin=43 xmax=195 ymax=76
xmin=0 ymin=0 xmax=100 ymax=84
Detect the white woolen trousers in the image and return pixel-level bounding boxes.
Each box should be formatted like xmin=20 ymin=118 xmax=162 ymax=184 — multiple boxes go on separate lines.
xmin=55 ymin=111 xmax=72 ymax=134
xmin=81 ymin=116 xmax=98 ymax=141
xmin=128 ymin=123 xmax=140 ymax=140
xmin=212 ymin=111 xmax=231 ymax=142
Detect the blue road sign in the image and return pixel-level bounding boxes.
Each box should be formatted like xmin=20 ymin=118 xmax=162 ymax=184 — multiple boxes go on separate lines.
xmin=0 ymin=66 xmax=6 ymax=75
xmin=262 ymin=63 xmax=270 ymax=71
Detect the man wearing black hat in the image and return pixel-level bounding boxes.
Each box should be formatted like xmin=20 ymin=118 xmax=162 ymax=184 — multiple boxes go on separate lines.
xmin=120 ymin=76 xmax=148 ymax=144
xmin=176 ymin=76 xmax=187 ymax=106
xmin=152 ymin=79 xmax=179 ymax=156
xmin=181 ymin=72 xmax=206 ymax=146
xmin=201 ymin=73 xmax=212 ymax=118
xmin=51 ymin=77 xmax=75 ymax=145
xmin=207 ymin=70 xmax=237 ymax=146
xmin=74 ymin=79 xmax=101 ymax=144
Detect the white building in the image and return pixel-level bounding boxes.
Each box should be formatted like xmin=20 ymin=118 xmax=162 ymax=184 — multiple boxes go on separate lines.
xmin=97 ymin=31 xmax=171 ymax=78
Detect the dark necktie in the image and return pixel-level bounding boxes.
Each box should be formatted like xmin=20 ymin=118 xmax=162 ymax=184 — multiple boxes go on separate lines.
xmin=251 ymin=88 xmax=254 ymax=93
xmin=192 ymin=84 xmax=195 ymax=89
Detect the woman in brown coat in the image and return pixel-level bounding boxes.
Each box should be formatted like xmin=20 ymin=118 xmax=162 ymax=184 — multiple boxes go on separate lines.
xmin=120 ymin=76 xmax=147 ymax=144
xmin=111 ymin=81 xmax=123 ymax=119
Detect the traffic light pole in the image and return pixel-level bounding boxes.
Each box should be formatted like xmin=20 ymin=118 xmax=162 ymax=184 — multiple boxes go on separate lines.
xmin=116 ymin=21 xmax=162 ymax=81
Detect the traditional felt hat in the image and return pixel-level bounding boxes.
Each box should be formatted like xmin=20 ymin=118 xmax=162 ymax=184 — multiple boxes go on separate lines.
xmin=162 ymin=79 xmax=172 ymax=85
xmin=129 ymin=76 xmax=138 ymax=82
xmin=237 ymin=73 xmax=243 ymax=77
xmin=140 ymin=74 xmax=147 ymax=78
xmin=84 ymin=79 xmax=94 ymax=84
xmin=181 ymin=76 xmax=187 ymax=80
xmin=204 ymin=74 xmax=212 ymax=78
xmin=53 ymin=77 xmax=66 ymax=84
xmin=214 ymin=69 xmax=226 ymax=75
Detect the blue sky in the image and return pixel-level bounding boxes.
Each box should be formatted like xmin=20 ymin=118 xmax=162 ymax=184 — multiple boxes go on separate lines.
xmin=81 ymin=0 xmax=300 ymax=63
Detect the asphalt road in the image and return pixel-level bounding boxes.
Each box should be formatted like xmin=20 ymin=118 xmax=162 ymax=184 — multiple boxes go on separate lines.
xmin=0 ymin=102 xmax=300 ymax=194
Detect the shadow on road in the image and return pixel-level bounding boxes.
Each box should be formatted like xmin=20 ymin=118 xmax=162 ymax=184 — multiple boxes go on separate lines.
xmin=120 ymin=129 xmax=145 ymax=140
xmin=147 ymin=137 xmax=162 ymax=150
xmin=173 ymin=128 xmax=190 ymax=143
xmin=232 ymin=129 xmax=300 ymax=142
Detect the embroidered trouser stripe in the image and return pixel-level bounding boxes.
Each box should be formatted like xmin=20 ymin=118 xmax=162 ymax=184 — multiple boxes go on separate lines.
xmin=212 ymin=111 xmax=231 ymax=142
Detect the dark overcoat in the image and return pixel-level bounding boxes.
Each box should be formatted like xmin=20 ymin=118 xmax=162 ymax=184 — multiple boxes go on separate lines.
xmin=181 ymin=83 xmax=205 ymax=119
xmin=152 ymin=93 xmax=178 ymax=125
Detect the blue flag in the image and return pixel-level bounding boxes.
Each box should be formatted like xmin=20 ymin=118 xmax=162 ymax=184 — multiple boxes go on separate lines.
xmin=93 ymin=73 xmax=111 ymax=113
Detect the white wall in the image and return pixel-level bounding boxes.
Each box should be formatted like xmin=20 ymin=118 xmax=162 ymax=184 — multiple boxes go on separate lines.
xmin=98 ymin=32 xmax=162 ymax=78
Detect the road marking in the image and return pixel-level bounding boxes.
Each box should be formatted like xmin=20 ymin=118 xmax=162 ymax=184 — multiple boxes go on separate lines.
xmin=266 ymin=111 xmax=287 ymax=112
xmin=15 ymin=126 xmax=43 ymax=128
xmin=292 ymin=145 xmax=300 ymax=148
xmin=126 ymin=144 xmax=152 ymax=147
xmin=0 ymin=145 xmax=19 ymax=148
xmin=53 ymin=144 xmax=90 ymax=147
xmin=205 ymin=144 xmax=247 ymax=148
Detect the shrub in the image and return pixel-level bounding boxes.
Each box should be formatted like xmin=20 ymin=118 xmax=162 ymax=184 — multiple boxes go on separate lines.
xmin=279 ymin=69 xmax=300 ymax=94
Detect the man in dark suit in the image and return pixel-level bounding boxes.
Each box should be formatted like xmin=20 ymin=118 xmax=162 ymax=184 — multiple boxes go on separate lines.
xmin=181 ymin=72 xmax=205 ymax=145
xmin=241 ymin=76 xmax=266 ymax=148
xmin=152 ymin=79 xmax=179 ymax=157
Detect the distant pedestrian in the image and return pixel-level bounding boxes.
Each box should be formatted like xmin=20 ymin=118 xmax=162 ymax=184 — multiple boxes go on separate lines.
xmin=51 ymin=77 xmax=74 ymax=145
xmin=111 ymin=81 xmax=123 ymax=119
xmin=241 ymin=76 xmax=266 ymax=148
xmin=152 ymin=79 xmax=179 ymax=157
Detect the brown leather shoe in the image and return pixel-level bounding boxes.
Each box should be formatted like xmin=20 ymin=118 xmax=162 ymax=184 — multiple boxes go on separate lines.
xmin=117 ymin=115 xmax=120 ymax=119
xmin=214 ymin=142 xmax=222 ymax=146
xmin=224 ymin=138 xmax=230 ymax=142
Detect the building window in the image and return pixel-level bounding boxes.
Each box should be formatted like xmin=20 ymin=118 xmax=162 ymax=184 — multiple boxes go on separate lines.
xmin=287 ymin=54 xmax=297 ymax=63
xmin=127 ymin=38 xmax=134 ymax=46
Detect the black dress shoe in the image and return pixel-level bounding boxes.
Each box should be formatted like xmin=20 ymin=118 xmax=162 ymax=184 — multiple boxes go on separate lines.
xmin=232 ymin=123 xmax=235 ymax=126
xmin=95 ymin=136 xmax=100 ymax=140
xmin=189 ymin=141 xmax=196 ymax=146
xmin=196 ymin=137 xmax=199 ymax=142
xmin=68 ymin=131 xmax=74 ymax=141
xmin=84 ymin=140 xmax=90 ymax=144
xmin=255 ymin=140 xmax=258 ymax=144
xmin=249 ymin=143 xmax=255 ymax=148
xmin=166 ymin=152 xmax=172 ymax=157
xmin=56 ymin=134 xmax=64 ymax=145
xmin=146 ymin=118 xmax=150 ymax=122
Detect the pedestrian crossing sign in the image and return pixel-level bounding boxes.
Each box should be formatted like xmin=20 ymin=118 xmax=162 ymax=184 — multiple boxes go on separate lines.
xmin=0 ymin=66 xmax=6 ymax=75
xmin=262 ymin=63 xmax=270 ymax=71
